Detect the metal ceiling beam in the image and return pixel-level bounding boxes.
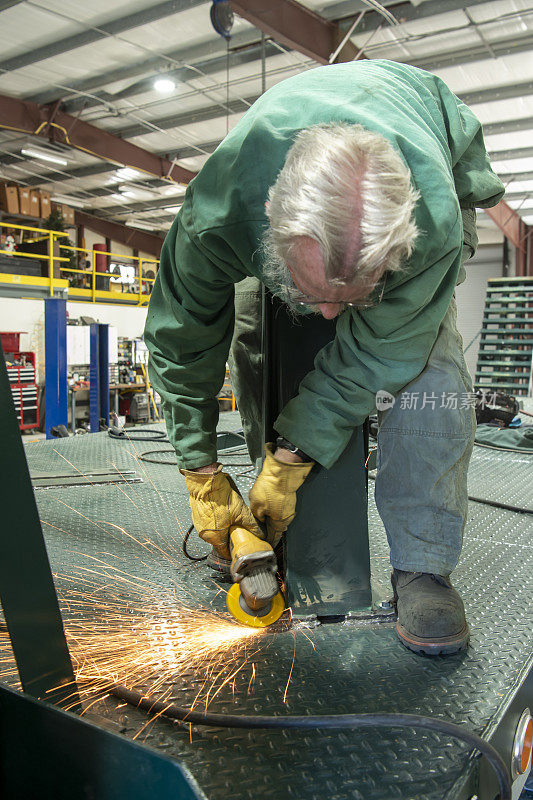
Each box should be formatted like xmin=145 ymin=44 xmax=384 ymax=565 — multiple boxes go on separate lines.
xmin=31 ymin=34 xmax=533 ymax=147
xmin=484 ymin=115 xmax=533 ymax=137
xmin=500 ymin=190 xmax=533 ymax=202
xmin=61 ymin=41 xmax=279 ymax=116
xmin=498 ymin=205 xmax=533 ymax=216
xmin=0 ymin=0 xmax=24 ymax=10
xmin=228 ymin=0 xmax=360 ymax=64
xmin=489 ymin=146 xmax=533 ymax=163
xmin=496 ymin=170 xmax=533 ymax=183
xmin=96 ymin=195 xmax=187 ymax=215
xmin=483 ymin=200 xmax=526 ymax=250
xmin=459 ymin=80 xmax=533 ymax=107
xmin=26 ymin=0 xmax=489 ymax=109
xmin=18 ymin=162 xmax=129 ymax=185
xmin=27 ymin=29 xmax=260 ymax=107
xmin=111 ymin=92 xmax=260 ymax=139
xmin=0 ymin=93 xmax=196 ymax=184
xmin=7 ymin=144 xmax=218 ymax=191
xmin=408 ymin=31 xmax=533 ymax=73
xmin=74 ymin=211 xmax=164 ymax=255
xmin=326 ymin=0 xmax=491 ymax=30
xmin=0 ymin=0 xmax=206 ymax=73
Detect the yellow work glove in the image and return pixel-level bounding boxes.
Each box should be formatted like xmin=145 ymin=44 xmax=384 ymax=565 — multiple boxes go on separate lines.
xmin=180 ymin=465 xmax=263 ymax=560
xmin=248 ymin=444 xmax=314 ymax=547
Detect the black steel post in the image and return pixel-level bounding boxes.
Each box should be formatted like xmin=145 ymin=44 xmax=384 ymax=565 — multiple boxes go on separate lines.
xmin=0 ymin=340 xmax=81 ymax=709
xmin=263 ymin=293 xmax=372 ymax=617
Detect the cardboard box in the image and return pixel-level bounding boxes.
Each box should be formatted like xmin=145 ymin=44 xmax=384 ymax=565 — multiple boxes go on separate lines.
xmin=62 ymin=205 xmax=75 ymax=225
xmin=18 ymin=187 xmax=31 ymax=216
xmin=40 ymin=191 xmax=51 ymax=219
xmin=30 ymin=190 xmax=40 ymax=217
xmin=0 ymin=184 xmax=19 ymax=214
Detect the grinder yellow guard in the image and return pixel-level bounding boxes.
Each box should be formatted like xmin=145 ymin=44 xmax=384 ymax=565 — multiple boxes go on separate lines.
xmin=226 ymin=582 xmax=285 ymax=628
xmin=226 ymin=526 xmax=285 ymax=627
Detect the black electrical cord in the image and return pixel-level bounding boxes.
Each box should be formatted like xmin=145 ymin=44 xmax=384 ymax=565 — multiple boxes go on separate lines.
xmin=108 ymin=427 xmax=169 ymax=442
xmin=183 ymin=524 xmax=207 ymax=562
xmin=138 ymin=448 xmax=253 ymax=467
xmin=138 ymin=448 xmax=176 ymax=464
xmin=474 ymin=440 xmax=533 ymax=455
xmin=367 ymin=472 xmax=532 ymax=514
xmin=468 ymin=495 xmax=533 ymax=515
xmin=110 ymin=684 xmax=511 ymax=800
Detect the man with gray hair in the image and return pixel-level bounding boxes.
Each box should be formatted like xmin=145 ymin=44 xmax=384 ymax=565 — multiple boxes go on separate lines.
xmin=144 ymin=60 xmax=504 ymax=655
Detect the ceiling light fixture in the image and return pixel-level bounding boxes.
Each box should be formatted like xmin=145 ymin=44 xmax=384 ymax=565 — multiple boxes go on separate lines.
xmin=118 ymin=184 xmax=158 ymax=200
xmin=50 ymin=194 xmax=87 ymax=209
xmin=115 ymin=167 xmax=145 ymax=181
xmin=163 ymin=183 xmax=187 ymax=196
xmin=154 ymin=77 xmax=176 ymax=94
xmin=21 ymin=147 xmax=68 ymax=166
xmin=125 ymin=220 xmax=160 ymax=232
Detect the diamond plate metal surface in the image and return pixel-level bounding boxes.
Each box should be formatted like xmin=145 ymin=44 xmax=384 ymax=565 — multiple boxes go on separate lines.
xmin=468 ymin=444 xmax=533 ymax=510
xmin=13 ymin=414 xmax=533 ymax=799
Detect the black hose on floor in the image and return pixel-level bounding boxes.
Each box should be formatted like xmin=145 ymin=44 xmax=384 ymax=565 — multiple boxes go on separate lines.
xmin=468 ymin=495 xmax=533 ymax=515
xmin=138 ymin=448 xmax=177 ymax=464
xmin=110 ymin=684 xmax=511 ymax=800
xmin=108 ymin=427 xmax=169 ymax=442
xmin=367 ymin=473 xmax=532 ymax=515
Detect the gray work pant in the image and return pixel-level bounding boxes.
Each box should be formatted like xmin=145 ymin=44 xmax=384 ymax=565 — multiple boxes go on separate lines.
xmin=229 ymin=262 xmax=475 ymax=577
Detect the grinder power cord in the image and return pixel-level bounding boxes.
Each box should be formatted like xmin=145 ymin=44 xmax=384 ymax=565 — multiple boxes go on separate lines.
xmin=109 ymin=684 xmax=511 ymax=800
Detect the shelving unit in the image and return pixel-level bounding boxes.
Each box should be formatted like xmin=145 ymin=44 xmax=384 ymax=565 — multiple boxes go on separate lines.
xmin=475 ymin=277 xmax=533 ymax=396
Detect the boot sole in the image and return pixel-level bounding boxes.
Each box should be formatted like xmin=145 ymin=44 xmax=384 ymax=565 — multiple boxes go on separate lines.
xmin=396 ymin=622 xmax=470 ymax=656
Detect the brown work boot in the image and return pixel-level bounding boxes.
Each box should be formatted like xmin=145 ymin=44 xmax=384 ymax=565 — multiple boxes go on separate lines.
xmin=392 ymin=570 xmax=470 ymax=656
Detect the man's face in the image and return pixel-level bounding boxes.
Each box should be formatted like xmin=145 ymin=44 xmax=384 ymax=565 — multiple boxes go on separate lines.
xmin=287 ymin=237 xmax=372 ymax=320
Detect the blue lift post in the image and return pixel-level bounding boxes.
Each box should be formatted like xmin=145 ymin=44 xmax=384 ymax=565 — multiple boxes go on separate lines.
xmin=44 ymin=297 xmax=68 ymax=439
xmin=89 ymin=323 xmax=109 ymax=433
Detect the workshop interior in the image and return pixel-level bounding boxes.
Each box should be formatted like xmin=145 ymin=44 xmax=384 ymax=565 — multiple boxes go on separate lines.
xmin=0 ymin=1 xmax=532 ymax=799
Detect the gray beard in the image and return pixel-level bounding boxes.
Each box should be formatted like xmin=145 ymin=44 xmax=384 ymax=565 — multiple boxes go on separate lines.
xmin=259 ymin=228 xmax=308 ymax=318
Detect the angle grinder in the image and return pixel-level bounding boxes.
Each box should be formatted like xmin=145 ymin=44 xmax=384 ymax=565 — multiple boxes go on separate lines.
xmin=216 ymin=527 xmax=284 ymax=628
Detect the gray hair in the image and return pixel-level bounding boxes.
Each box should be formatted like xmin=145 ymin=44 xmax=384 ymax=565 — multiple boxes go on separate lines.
xmin=262 ymin=122 xmax=419 ymax=298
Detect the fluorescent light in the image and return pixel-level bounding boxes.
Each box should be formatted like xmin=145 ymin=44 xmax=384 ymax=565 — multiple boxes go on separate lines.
xmin=50 ymin=194 xmax=87 ymax=209
xmin=154 ymin=77 xmax=175 ymax=94
xmin=116 ymin=167 xmax=145 ymax=180
xmin=118 ymin=184 xmax=158 ymax=200
xmin=21 ymin=147 xmax=68 ymax=166
xmin=125 ymin=220 xmax=160 ymax=232
xmin=163 ymin=183 xmax=187 ymax=196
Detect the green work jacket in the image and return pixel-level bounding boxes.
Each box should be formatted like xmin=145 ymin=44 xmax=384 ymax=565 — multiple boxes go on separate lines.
xmin=144 ymin=60 xmax=504 ymax=470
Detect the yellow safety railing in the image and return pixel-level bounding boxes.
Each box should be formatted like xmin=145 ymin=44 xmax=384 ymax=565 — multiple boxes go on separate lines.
xmin=59 ymin=244 xmax=158 ymax=306
xmin=0 ymin=221 xmax=70 ymax=296
xmin=0 ymin=220 xmax=159 ymax=304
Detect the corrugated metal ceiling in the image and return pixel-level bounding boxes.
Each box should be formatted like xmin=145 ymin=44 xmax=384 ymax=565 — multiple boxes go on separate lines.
xmin=0 ymin=0 xmax=532 ymax=231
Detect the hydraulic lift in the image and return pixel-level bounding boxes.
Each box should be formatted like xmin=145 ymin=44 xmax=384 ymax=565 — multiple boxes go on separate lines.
xmin=0 ymin=294 xmax=532 ymax=798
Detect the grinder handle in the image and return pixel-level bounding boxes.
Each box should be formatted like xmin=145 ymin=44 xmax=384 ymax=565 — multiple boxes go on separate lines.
xmin=229 ymin=526 xmax=274 ymax=561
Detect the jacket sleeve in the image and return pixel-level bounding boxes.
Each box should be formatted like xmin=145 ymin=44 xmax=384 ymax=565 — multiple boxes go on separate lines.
xmin=275 ymin=219 xmax=464 ymax=468
xmin=434 ymin=77 xmax=505 ymax=209
xmin=144 ymin=217 xmax=236 ymax=469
